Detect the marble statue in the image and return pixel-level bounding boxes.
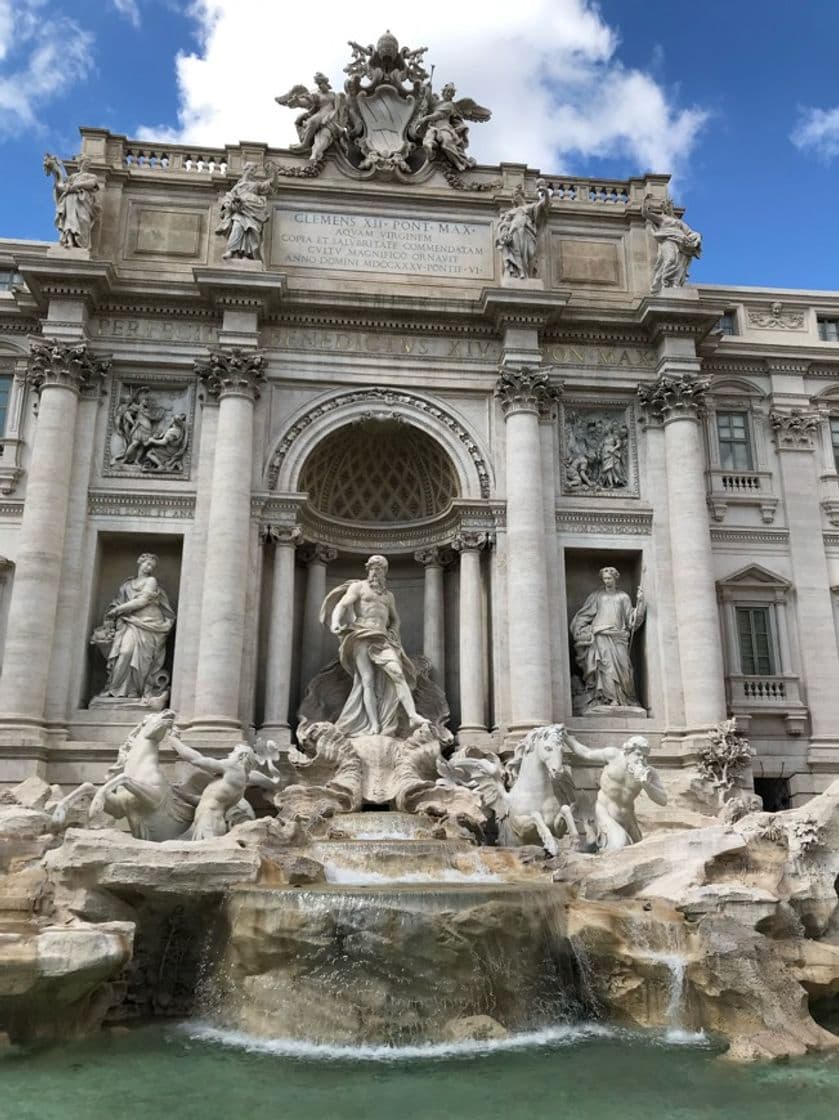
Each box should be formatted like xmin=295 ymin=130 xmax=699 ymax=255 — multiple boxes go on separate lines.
xmin=142 ymin=413 xmax=188 ymax=471
xmin=416 ymin=82 xmax=491 ymax=172
xmin=698 ymin=718 xmax=755 ymax=805
xmin=344 ymin=31 xmax=429 ymax=92
xmin=562 ymin=731 xmax=667 ymax=851
xmin=89 ymin=710 xmax=195 ymax=841
xmin=276 ymin=74 xmax=347 ymax=164
xmin=496 ymin=180 xmax=551 ymax=279
xmin=643 ymin=194 xmax=702 ymax=293
xmin=43 ymin=153 xmax=101 ymax=249
xmin=570 ymin=566 xmax=645 ymax=712
xmin=90 ymin=554 xmax=175 ymax=706
xmin=439 ymin=725 xmax=579 ymax=855
xmin=215 ymin=163 xmax=274 ymax=260
xmin=168 ymin=739 xmax=281 ymax=840
xmin=321 ymin=554 xmax=429 ymax=737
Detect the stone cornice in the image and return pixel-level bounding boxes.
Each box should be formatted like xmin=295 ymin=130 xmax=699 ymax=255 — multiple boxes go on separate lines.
xmin=495 ymin=366 xmax=562 ymax=418
xmin=710 ymin=527 xmax=790 ymax=546
xmin=638 ymin=294 xmax=726 ymax=345
xmin=480 ymin=286 xmax=570 ymax=330
xmin=192 ymin=266 xmax=287 ymax=315
xmin=13 ymin=254 xmax=115 ymax=313
xmin=26 ymin=339 xmax=111 ymax=396
xmin=195 ymin=347 xmax=266 ymax=400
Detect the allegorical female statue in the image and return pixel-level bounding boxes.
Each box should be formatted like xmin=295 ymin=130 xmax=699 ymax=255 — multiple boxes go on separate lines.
xmin=642 ymin=193 xmax=702 ymax=293
xmin=90 ymin=554 xmax=176 ymax=705
xmin=43 ymin=153 xmax=101 ymax=250
xmin=215 ymin=162 xmax=274 ymax=260
xmin=496 ymin=179 xmax=551 ymax=279
xmin=570 ymin=566 xmax=645 ymax=712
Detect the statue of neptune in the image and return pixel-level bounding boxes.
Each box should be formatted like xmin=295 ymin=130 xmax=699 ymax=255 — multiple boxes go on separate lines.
xmin=321 ymin=555 xmax=428 ymax=737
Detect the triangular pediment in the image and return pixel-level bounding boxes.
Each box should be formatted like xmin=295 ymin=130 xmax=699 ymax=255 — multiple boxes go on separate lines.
xmin=717 ymin=563 xmax=791 ymax=590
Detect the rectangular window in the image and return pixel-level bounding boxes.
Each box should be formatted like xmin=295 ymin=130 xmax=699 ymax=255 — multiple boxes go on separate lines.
xmin=716 ymin=411 xmax=753 ymax=470
xmin=0 ymin=270 xmax=21 ymax=292
xmin=736 ymin=606 xmax=775 ymax=675
xmin=0 ymin=376 xmax=10 ymax=435
xmin=830 ymin=418 xmax=839 ymax=471
xmin=818 ymin=317 xmax=839 ymax=342
xmin=716 ymin=311 xmax=737 ymax=336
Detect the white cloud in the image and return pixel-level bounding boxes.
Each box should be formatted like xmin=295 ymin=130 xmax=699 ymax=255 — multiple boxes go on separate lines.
xmin=112 ymin=0 xmax=141 ymax=29
xmin=0 ymin=1 xmax=94 ymax=137
xmin=137 ymin=0 xmax=707 ymax=178
xmin=791 ymin=106 xmax=839 ymax=161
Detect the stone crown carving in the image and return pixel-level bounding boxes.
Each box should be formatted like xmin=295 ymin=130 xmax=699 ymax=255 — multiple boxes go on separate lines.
xmin=769 ymin=409 xmax=820 ymax=450
xmin=494 ymin=366 xmax=562 ymax=418
xmin=26 ymin=340 xmax=110 ymax=396
xmin=637 ymin=372 xmax=709 ymax=421
xmin=194 ymin=348 xmax=266 ymax=400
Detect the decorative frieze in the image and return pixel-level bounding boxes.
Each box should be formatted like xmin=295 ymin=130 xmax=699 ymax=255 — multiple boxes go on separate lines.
xmin=194 ymin=347 xmax=266 ymax=400
xmin=555 ymin=508 xmax=653 ymax=536
xmin=561 ymin=401 xmax=637 ymax=497
xmin=494 ymin=366 xmax=562 ymax=418
xmin=769 ymin=409 xmax=820 ymax=450
xmin=105 ymin=380 xmax=194 ymax=478
xmin=636 ymin=372 xmax=709 ymax=422
xmin=87 ymin=489 xmax=196 ymax=519
xmin=746 ymin=302 xmax=805 ymax=330
xmin=26 ymin=340 xmax=110 ymax=397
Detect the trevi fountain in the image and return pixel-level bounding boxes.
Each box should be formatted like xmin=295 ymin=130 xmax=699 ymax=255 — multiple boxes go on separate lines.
xmin=0 ymin=28 xmax=839 ymax=1120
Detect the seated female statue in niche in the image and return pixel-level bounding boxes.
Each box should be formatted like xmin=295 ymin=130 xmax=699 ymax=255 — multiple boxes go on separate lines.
xmin=570 ymin=566 xmax=645 ymax=713
xmin=90 ymin=553 xmax=176 ymax=707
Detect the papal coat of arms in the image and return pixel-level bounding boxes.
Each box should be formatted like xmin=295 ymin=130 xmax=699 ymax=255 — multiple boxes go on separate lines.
xmin=275 ymin=30 xmax=492 ymax=182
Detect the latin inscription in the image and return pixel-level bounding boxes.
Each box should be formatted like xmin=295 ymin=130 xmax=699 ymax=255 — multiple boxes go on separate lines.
xmin=271 ymin=206 xmax=494 ymax=279
xmin=91 ymin=317 xmax=218 ymax=344
xmin=264 ymin=326 xmax=500 ymax=360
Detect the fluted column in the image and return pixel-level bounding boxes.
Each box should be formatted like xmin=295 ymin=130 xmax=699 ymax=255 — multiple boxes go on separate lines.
xmin=299 ymin=543 xmax=337 ymax=691
xmin=495 ymin=367 xmax=561 ymax=732
xmin=414 ymin=547 xmax=449 ymax=682
xmin=191 ymin=348 xmax=265 ymax=734
xmin=0 ymin=341 xmax=108 ymax=732
xmin=638 ymin=371 xmax=726 ymax=728
xmin=261 ymin=524 xmax=302 ymax=738
xmin=452 ymin=532 xmax=489 ymax=735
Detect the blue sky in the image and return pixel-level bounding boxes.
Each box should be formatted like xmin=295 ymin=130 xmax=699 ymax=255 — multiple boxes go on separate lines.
xmin=3 ymin=0 xmax=839 ymax=290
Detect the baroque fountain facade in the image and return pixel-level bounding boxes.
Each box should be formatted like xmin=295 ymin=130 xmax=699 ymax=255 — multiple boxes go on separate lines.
xmin=0 ymin=30 xmax=839 ymax=1063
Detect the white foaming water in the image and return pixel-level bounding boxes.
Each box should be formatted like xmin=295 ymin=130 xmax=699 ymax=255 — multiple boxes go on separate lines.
xmin=321 ymin=862 xmax=503 ymax=885
xmin=180 ymin=1022 xmax=615 ymax=1062
xmin=349 ymin=831 xmax=415 ymax=841
xmin=644 ymin=951 xmax=687 ymax=1028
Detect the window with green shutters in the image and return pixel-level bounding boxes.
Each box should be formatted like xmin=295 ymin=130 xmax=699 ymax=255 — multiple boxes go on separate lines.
xmin=736 ymin=606 xmax=775 ymax=675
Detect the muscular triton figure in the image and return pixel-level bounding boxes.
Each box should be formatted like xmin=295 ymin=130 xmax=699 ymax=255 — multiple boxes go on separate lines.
xmin=321 ymin=555 xmax=428 ymax=738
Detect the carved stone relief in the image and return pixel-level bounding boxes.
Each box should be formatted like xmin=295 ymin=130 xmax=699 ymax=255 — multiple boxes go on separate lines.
xmin=105 ymin=381 xmax=194 ymax=478
xmin=560 ymin=402 xmax=637 ymax=497
xmin=746 ymin=302 xmax=805 ymax=330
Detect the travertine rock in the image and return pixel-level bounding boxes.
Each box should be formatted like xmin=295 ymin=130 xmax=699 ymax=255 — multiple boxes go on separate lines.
xmin=442 ymin=1014 xmax=509 ymax=1042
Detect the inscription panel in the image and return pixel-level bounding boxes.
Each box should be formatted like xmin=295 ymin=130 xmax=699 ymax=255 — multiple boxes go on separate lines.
xmin=270 ymin=205 xmax=494 ymax=279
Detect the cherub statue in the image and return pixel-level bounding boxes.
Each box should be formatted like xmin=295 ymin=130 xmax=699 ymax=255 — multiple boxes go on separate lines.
xmin=43 ymin=153 xmax=101 ymax=249
xmin=415 ymin=82 xmax=491 ymax=172
xmin=276 ymin=73 xmax=347 ymax=164
xmin=496 ymin=180 xmax=552 ymax=279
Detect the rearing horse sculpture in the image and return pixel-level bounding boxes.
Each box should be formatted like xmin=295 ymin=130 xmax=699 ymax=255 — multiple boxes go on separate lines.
xmin=89 ymin=709 xmax=195 ymax=841
xmin=438 ymin=724 xmax=579 ymax=855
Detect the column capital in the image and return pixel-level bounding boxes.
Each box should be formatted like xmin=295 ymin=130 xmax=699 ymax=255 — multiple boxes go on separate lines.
xmin=769 ymin=409 xmax=820 ymax=451
xmin=299 ymin=542 xmax=338 ymax=565
xmin=451 ymin=530 xmax=492 ymax=553
xmin=26 ymin=339 xmax=110 ymax=397
xmin=495 ymin=365 xmax=562 ymax=419
xmin=637 ymin=372 xmax=709 ymax=424
xmin=414 ymin=546 xmax=453 ymax=568
xmin=260 ymin=523 xmax=302 ymax=547
xmin=195 ymin=347 xmax=266 ymax=401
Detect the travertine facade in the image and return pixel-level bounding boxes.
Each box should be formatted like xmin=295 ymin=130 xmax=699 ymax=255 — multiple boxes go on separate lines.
xmin=2 ymin=63 xmax=839 ymax=806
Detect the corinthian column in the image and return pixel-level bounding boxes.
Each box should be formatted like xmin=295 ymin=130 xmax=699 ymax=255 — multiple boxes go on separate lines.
xmin=299 ymin=543 xmax=337 ymax=692
xmin=191 ymin=348 xmax=265 ymax=735
xmin=452 ymin=532 xmax=490 ymax=736
xmin=261 ymin=524 xmax=302 ymax=741
xmin=0 ymin=341 xmax=108 ymax=734
xmin=495 ymin=366 xmax=561 ymax=732
xmin=638 ymin=370 xmax=726 ymax=728
xmin=414 ymin=546 xmax=449 ymax=682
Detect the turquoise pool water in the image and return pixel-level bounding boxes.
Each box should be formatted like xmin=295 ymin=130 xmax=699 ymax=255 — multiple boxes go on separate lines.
xmin=2 ymin=1023 xmax=839 ymax=1120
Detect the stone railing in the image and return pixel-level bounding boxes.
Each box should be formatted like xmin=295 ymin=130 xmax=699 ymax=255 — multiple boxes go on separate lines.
xmin=727 ymin=673 xmax=807 ymax=735
xmin=122 ymin=145 xmax=228 ymax=174
xmin=707 ymin=468 xmax=777 ymax=524
xmin=547 ymin=181 xmax=630 ymax=205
